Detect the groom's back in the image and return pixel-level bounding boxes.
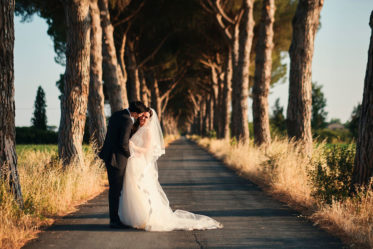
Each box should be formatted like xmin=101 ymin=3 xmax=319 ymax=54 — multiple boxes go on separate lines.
xmin=99 ymin=110 xmax=132 ymax=166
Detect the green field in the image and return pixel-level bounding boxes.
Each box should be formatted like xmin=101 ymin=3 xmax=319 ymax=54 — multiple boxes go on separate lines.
xmin=16 ymin=144 xmax=93 ymax=155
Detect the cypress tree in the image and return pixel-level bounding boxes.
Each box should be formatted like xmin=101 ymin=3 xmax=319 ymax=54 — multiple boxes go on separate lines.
xmin=31 ymin=86 xmax=47 ymax=130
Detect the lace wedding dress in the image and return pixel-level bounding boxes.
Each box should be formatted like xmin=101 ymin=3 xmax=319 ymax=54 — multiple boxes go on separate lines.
xmin=118 ymin=109 xmax=223 ymax=231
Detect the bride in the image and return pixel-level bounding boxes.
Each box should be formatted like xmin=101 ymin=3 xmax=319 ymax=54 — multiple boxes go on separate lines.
xmin=118 ymin=108 xmax=223 ymax=231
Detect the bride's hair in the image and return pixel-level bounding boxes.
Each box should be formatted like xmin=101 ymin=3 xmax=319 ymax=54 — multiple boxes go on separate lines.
xmin=147 ymin=107 xmax=153 ymax=118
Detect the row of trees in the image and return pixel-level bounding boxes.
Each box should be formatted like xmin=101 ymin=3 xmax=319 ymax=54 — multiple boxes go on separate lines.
xmin=0 ymin=0 xmax=372 ymax=208
xmin=188 ymin=0 xmax=373 ymax=189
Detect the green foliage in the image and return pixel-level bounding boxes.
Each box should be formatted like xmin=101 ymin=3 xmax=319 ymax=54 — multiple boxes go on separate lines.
xmin=16 ymin=0 xmax=297 ymax=129
xmin=16 ymin=144 xmax=58 ymax=154
xmin=16 ymin=127 xmax=57 ymax=144
xmin=311 ymin=82 xmax=328 ymax=129
xmin=55 ymin=74 xmax=64 ymax=99
xmin=15 ymin=0 xmax=66 ymax=65
xmin=31 ymin=86 xmax=47 ymax=130
xmin=270 ymin=98 xmax=286 ymax=136
xmin=346 ymin=103 xmax=361 ymax=140
xmin=230 ymin=137 xmax=238 ymax=147
xmin=207 ymin=130 xmax=217 ymax=139
xmin=313 ymin=128 xmax=353 ymax=144
xmin=248 ymin=122 xmax=254 ymax=139
xmin=310 ymin=144 xmax=355 ymax=204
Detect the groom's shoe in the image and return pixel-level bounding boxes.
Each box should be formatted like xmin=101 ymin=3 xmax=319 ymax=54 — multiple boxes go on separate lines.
xmin=109 ymin=221 xmax=131 ymax=229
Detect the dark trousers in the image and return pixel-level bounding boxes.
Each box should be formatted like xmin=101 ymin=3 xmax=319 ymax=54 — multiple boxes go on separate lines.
xmin=106 ymin=163 xmax=126 ymax=223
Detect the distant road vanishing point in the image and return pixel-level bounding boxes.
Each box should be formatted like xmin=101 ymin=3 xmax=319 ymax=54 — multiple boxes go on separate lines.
xmin=23 ymin=137 xmax=343 ymax=249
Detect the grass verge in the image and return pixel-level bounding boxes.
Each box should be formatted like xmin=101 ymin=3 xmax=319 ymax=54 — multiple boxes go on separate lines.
xmin=189 ymin=135 xmax=372 ymax=249
xmin=1 ymin=135 xmax=180 ymax=249
xmin=0 ymin=145 xmax=106 ymax=249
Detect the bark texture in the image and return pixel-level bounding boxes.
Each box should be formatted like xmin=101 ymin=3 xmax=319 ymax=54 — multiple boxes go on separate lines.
xmin=0 ymin=0 xmax=23 ymax=206
xmin=353 ymin=11 xmax=373 ymax=186
xmin=150 ymin=77 xmax=162 ymax=121
xmin=231 ymin=0 xmax=255 ymax=142
xmin=139 ymin=71 xmax=149 ymax=107
xmin=58 ymin=0 xmax=91 ymax=166
xmin=287 ymin=0 xmax=323 ymax=156
xmin=99 ymin=0 xmax=126 ymax=112
xmin=125 ymin=38 xmax=141 ymax=102
xmin=88 ymin=0 xmax=106 ymax=149
xmin=252 ymin=0 xmax=275 ymax=146
xmin=220 ymin=50 xmax=232 ymax=140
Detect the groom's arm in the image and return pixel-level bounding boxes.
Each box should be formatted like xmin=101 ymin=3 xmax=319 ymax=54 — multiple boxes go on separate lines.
xmin=118 ymin=118 xmax=132 ymax=158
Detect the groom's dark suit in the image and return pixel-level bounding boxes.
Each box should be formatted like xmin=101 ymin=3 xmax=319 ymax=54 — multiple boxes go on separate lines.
xmin=99 ymin=109 xmax=134 ymax=224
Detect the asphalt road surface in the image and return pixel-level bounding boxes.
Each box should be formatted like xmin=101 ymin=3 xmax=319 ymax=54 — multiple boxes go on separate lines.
xmin=23 ymin=137 xmax=344 ymax=249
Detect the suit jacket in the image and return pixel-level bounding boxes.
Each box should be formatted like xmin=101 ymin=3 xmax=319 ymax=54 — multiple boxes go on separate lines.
xmin=130 ymin=119 xmax=140 ymax=138
xmin=99 ymin=109 xmax=133 ymax=169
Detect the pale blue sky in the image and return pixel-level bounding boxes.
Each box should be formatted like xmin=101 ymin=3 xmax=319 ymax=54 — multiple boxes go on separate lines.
xmin=14 ymin=0 xmax=373 ymax=127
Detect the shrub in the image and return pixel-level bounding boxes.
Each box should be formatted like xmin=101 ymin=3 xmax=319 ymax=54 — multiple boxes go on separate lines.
xmin=16 ymin=127 xmax=58 ymax=144
xmin=309 ymin=144 xmax=355 ymax=204
xmin=313 ymin=128 xmax=353 ymax=144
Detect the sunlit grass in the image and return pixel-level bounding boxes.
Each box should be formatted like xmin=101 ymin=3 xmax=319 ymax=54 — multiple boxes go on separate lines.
xmin=1 ymin=135 xmax=180 ymax=249
xmin=0 ymin=145 xmax=106 ymax=249
xmin=189 ymin=135 xmax=373 ymax=249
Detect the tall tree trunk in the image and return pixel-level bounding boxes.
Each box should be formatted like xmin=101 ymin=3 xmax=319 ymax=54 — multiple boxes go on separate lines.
xmin=220 ymin=49 xmax=233 ymax=140
xmin=162 ymin=113 xmax=178 ymax=136
xmin=287 ymin=0 xmax=323 ymax=156
xmin=125 ymin=39 xmax=141 ymax=102
xmin=117 ymin=64 xmax=129 ymax=108
xmin=88 ymin=0 xmax=106 ymax=149
xmin=352 ymin=11 xmax=373 ymax=187
xmin=206 ymin=94 xmax=214 ymax=133
xmin=216 ymin=71 xmax=224 ymax=136
xmin=150 ymin=78 xmax=162 ymax=121
xmin=230 ymin=21 xmax=240 ymax=139
xmin=59 ymin=0 xmax=91 ymax=166
xmin=0 ymin=0 xmax=23 ymax=207
xmin=118 ymin=28 xmax=129 ymax=108
xmin=201 ymin=98 xmax=208 ymax=136
xmin=99 ymin=0 xmax=126 ymax=112
xmin=199 ymin=98 xmax=205 ymax=136
xmin=204 ymin=61 xmax=220 ymax=135
xmin=231 ymin=0 xmax=255 ymax=142
xmin=252 ymin=0 xmax=275 ymax=147
xmin=212 ymin=80 xmax=219 ymax=134
xmin=139 ymin=70 xmax=149 ymax=106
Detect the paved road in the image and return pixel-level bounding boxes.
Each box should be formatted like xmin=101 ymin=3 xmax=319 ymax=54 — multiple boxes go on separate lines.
xmin=23 ymin=138 xmax=344 ymax=249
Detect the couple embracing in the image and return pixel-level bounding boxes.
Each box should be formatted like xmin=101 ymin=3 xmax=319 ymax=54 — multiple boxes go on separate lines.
xmin=99 ymin=101 xmax=223 ymax=231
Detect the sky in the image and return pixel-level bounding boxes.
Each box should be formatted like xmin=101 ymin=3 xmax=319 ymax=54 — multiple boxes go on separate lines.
xmin=14 ymin=0 xmax=373 ymax=127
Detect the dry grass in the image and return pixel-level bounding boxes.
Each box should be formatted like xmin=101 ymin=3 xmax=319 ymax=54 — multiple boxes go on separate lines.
xmin=0 ymin=146 xmax=106 ymax=249
xmin=164 ymin=133 xmax=180 ymax=147
xmin=190 ymin=135 xmax=373 ymax=249
xmin=0 ymin=135 xmax=181 ymax=249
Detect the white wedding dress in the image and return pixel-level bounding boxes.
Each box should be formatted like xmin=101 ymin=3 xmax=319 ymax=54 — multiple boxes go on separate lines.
xmin=118 ymin=109 xmax=223 ymax=231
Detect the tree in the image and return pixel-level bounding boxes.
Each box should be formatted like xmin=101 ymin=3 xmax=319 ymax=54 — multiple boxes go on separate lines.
xmin=0 ymin=0 xmax=24 ymax=206
xmin=252 ymin=0 xmax=275 ymax=146
xmin=311 ymin=82 xmax=328 ymax=130
xmin=31 ymin=86 xmax=48 ymax=130
xmin=352 ymin=11 xmax=373 ymax=187
xmin=270 ymin=98 xmax=286 ymax=134
xmin=346 ymin=103 xmax=361 ymax=140
xmin=58 ymin=0 xmax=91 ymax=166
xmin=230 ymin=0 xmax=255 ymax=142
xmin=286 ymin=0 xmax=323 ymax=156
xmin=99 ymin=0 xmax=128 ymax=112
xmin=88 ymin=0 xmax=106 ymax=149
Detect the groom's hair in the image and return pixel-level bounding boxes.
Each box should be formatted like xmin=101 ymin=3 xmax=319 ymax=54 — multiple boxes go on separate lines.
xmin=129 ymin=101 xmax=147 ymax=114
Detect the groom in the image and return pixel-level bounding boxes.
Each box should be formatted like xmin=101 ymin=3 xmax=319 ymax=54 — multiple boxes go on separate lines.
xmin=99 ymin=101 xmax=148 ymax=228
